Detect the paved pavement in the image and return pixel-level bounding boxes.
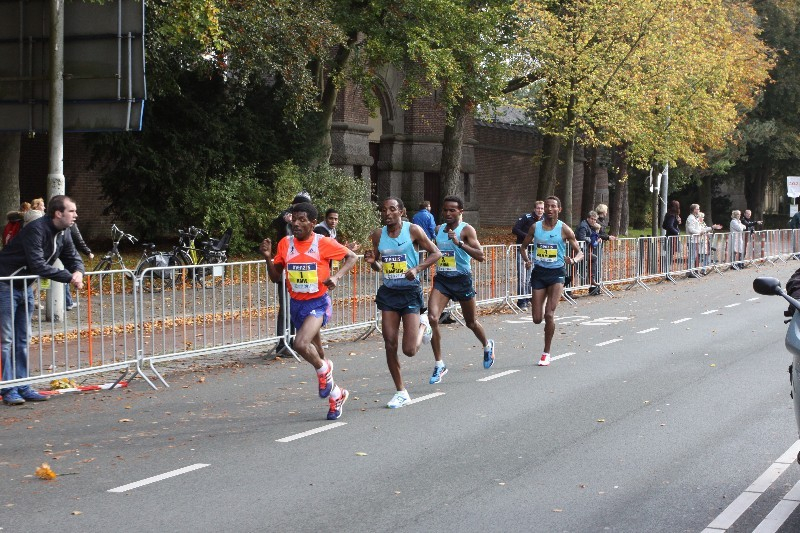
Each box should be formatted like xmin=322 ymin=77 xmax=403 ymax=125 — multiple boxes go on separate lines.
xmin=3 ymin=261 xmax=800 ymax=532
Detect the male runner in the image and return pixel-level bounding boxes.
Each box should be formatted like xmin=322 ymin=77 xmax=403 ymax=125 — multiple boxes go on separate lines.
xmin=260 ymin=202 xmax=358 ymax=420
xmin=520 ymin=196 xmax=584 ymax=366
xmin=427 ymin=195 xmax=495 ymax=384
xmin=364 ymin=197 xmax=441 ymax=408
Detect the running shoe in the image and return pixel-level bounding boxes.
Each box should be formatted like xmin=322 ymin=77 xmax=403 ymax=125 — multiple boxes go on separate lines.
xmin=387 ymin=390 xmax=411 ymax=409
xmin=429 ymin=364 xmax=448 ymax=384
xmin=318 ymin=360 xmax=334 ymax=398
xmin=420 ymin=314 xmax=433 ymax=344
xmin=327 ymin=389 xmax=349 ymax=420
xmin=538 ymin=353 xmax=551 ymax=366
xmin=483 ymin=339 xmax=495 ymax=369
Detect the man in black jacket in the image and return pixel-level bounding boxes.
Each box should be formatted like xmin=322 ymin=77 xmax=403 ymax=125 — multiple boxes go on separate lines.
xmin=512 ymin=201 xmax=544 ymax=308
xmin=0 ymin=195 xmax=85 ymax=406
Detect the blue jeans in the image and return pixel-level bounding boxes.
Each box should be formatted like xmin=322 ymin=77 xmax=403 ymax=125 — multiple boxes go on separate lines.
xmin=0 ymin=282 xmax=34 ymax=393
xmin=65 ymin=284 xmax=73 ymax=307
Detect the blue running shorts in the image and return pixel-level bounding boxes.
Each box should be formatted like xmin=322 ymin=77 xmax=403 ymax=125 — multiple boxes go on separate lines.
xmin=290 ymin=294 xmax=332 ymax=329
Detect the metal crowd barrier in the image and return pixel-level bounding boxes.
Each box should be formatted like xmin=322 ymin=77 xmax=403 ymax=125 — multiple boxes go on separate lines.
xmin=3 ymin=229 xmax=800 ymax=393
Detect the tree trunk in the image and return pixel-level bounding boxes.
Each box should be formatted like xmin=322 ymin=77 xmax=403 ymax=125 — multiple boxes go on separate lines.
xmin=0 ymin=132 xmax=21 ymax=216
xmin=309 ymin=33 xmax=358 ymax=168
xmin=744 ymin=168 xmax=767 ymax=219
xmin=581 ymin=145 xmax=598 ymax=219
xmin=562 ymin=132 xmax=575 ymax=225
xmin=610 ymin=144 xmax=629 ymax=236
xmin=440 ymin=99 xmax=469 ymax=200
xmin=620 ymin=180 xmax=629 ymax=236
xmin=701 ymin=177 xmax=713 ymax=222
xmin=537 ymin=133 xmax=560 ymax=201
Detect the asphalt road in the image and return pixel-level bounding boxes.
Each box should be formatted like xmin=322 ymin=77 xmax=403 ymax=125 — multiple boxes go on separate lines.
xmin=3 ymin=261 xmax=800 ymax=532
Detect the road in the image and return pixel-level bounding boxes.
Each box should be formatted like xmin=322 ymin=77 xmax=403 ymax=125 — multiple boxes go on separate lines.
xmin=3 ymin=261 xmax=800 ymax=532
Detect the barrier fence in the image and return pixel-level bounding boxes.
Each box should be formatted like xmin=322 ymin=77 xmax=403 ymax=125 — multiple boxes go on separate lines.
xmin=2 ymin=229 xmax=799 ymax=391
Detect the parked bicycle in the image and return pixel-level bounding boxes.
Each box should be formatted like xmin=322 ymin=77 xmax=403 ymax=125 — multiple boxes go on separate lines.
xmin=91 ymin=224 xmax=137 ymax=291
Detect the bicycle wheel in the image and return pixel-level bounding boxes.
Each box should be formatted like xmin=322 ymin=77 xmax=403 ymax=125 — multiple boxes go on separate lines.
xmin=91 ymin=258 xmax=112 ymax=293
xmin=135 ymin=256 xmax=164 ymax=294
xmin=198 ymin=253 xmax=227 ymax=288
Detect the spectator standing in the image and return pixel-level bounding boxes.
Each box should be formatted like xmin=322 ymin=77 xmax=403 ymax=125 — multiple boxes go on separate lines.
xmin=23 ymin=197 xmax=45 ymax=226
xmin=411 ymin=201 xmax=436 ymax=241
xmin=313 ymin=208 xmax=360 ymax=252
xmin=662 ymin=200 xmax=682 ymax=269
xmin=575 ymin=211 xmax=601 ymax=294
xmin=425 ymin=196 xmax=495 ymax=385
xmin=730 ymin=209 xmax=746 ymax=267
xmin=260 ymin=202 xmax=358 ymax=420
xmin=520 ymin=196 xmax=584 ymax=367
xmin=741 ymin=209 xmax=762 ymax=233
xmin=65 ymin=223 xmax=94 ymax=310
xmin=364 ymin=197 xmax=441 ymax=408
xmin=0 ymin=195 xmax=85 ymax=406
xmin=790 ymin=210 xmax=800 ymax=230
xmin=2 ymin=210 xmax=24 ymax=247
xmin=512 ymin=200 xmax=544 ymax=308
xmin=270 ymin=192 xmax=312 ymax=353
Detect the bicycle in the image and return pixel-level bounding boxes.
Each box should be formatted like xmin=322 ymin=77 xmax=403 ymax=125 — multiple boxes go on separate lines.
xmin=92 ymin=224 xmax=137 ymax=291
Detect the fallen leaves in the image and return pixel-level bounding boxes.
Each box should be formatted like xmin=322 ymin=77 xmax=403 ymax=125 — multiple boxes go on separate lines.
xmin=35 ymin=463 xmax=57 ymax=480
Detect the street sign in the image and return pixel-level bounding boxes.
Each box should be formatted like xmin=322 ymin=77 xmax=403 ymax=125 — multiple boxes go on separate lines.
xmin=0 ymin=0 xmax=146 ymax=132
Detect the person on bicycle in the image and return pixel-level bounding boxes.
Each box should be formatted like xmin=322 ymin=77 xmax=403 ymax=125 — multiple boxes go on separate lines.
xmin=260 ymin=202 xmax=358 ymax=420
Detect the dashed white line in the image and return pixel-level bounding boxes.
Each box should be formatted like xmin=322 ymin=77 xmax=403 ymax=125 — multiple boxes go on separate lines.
xmin=701 ymin=310 xmax=718 ymax=315
xmin=405 ymin=392 xmax=445 ymax=405
xmin=276 ymin=422 xmax=347 ymax=443
xmin=637 ymin=328 xmax=659 ymax=334
xmin=725 ymin=303 xmax=741 ymax=308
xmin=108 ymin=463 xmax=210 ymax=493
xmin=747 ymin=297 xmax=760 ymax=302
xmin=551 ymin=352 xmax=575 ymax=361
xmin=596 ymin=339 xmax=622 ymax=347
xmin=705 ymin=440 xmax=800 ymax=530
xmin=478 ymin=370 xmax=520 ymax=382
xmin=672 ymin=318 xmax=692 ymax=324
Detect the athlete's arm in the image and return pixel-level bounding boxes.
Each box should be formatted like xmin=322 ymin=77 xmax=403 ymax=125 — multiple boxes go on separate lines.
xmin=363 ymin=229 xmax=382 ymax=272
xmin=562 ymin=224 xmax=584 ymax=265
xmin=520 ymin=223 xmax=536 ymax=267
xmin=410 ymin=223 xmax=441 ymax=280
xmin=458 ymin=225 xmax=485 ymax=262
xmin=324 ymin=248 xmax=358 ymax=289
xmin=259 ymin=237 xmax=285 ymax=283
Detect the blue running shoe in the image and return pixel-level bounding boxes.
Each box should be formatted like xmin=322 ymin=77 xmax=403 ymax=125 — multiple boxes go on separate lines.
xmin=483 ymin=339 xmax=495 ymax=369
xmin=2 ymin=389 xmax=24 ymax=406
xmin=429 ymin=364 xmax=448 ymax=384
xmin=317 ymin=360 xmax=334 ymax=398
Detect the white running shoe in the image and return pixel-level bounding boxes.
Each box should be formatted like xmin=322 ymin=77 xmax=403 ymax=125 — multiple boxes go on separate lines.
xmin=419 ymin=314 xmax=433 ymax=344
xmin=538 ymin=353 xmax=551 ymax=366
xmin=387 ymin=390 xmax=411 ymax=409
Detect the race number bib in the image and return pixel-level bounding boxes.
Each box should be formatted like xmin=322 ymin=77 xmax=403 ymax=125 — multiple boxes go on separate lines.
xmin=437 ymin=250 xmax=457 ymax=272
xmin=535 ymin=243 xmax=558 ymax=263
xmin=287 ymin=263 xmax=319 ymax=293
xmin=382 ymin=254 xmax=408 ymax=279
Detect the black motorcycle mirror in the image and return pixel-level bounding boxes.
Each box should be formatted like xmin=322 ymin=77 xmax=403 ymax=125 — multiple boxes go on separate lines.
xmin=753 ymin=277 xmax=783 ymax=296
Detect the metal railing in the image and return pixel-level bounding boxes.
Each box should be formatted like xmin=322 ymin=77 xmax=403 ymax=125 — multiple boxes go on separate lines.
xmin=2 ymin=229 xmax=798 ymax=392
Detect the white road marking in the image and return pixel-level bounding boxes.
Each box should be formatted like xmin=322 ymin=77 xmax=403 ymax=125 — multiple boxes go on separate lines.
xmin=752 ymin=496 xmax=800 ymax=533
xmin=478 ymin=370 xmax=520 ymax=382
xmin=551 ymin=352 xmax=575 ymax=361
xmin=637 ymin=328 xmax=659 ymax=334
xmin=555 ymin=315 xmax=590 ymax=322
xmin=725 ymin=303 xmax=741 ymax=308
xmin=747 ymin=297 xmax=760 ymax=302
xmin=596 ymin=339 xmax=622 ymax=347
xmin=276 ymin=422 xmax=347 ymax=443
xmin=705 ymin=440 xmax=800 ymax=530
xmin=672 ymin=318 xmax=692 ymax=324
xmin=108 ymin=464 xmax=210 ymax=493
xmin=405 ymin=392 xmax=445 ymax=405
xmin=580 ymin=316 xmax=631 ymax=326
xmin=701 ymin=310 xmax=718 ymax=315
xmin=505 ymin=319 xmax=531 ymax=324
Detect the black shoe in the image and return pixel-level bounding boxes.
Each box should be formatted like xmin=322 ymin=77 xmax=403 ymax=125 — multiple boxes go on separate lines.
xmin=687 ymin=272 xmax=701 ymax=279
xmin=589 ymin=286 xmax=601 ymax=296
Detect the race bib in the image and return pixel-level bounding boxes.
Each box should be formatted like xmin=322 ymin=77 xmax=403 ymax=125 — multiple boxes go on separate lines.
xmin=535 ymin=243 xmax=558 ymax=263
xmin=437 ymin=250 xmax=457 ymax=272
xmin=382 ymin=254 xmax=408 ymax=279
xmin=287 ymin=263 xmax=319 ymax=293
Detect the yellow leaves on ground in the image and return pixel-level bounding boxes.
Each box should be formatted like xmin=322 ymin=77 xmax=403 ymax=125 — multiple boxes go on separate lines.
xmin=50 ymin=377 xmax=78 ymax=390
xmin=35 ymin=463 xmax=57 ymax=480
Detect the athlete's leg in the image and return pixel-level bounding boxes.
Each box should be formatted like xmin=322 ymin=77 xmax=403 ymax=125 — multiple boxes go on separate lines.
xmin=531 ymin=287 xmax=546 ymax=324
xmin=403 ymin=311 xmax=425 ymax=356
xmin=381 ymin=310 xmax=404 ymax=391
xmin=542 ymin=282 xmax=563 ymax=354
xmin=292 ymin=315 xmax=326 ymax=368
xmin=427 ymin=288 xmax=451 ymax=362
xmin=460 ymin=297 xmax=488 ymax=346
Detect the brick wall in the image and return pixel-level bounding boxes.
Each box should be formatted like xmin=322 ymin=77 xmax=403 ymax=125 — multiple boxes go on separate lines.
xmin=19 ymin=133 xmax=113 ymax=243
xmin=474 ymin=122 xmax=542 ymax=227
